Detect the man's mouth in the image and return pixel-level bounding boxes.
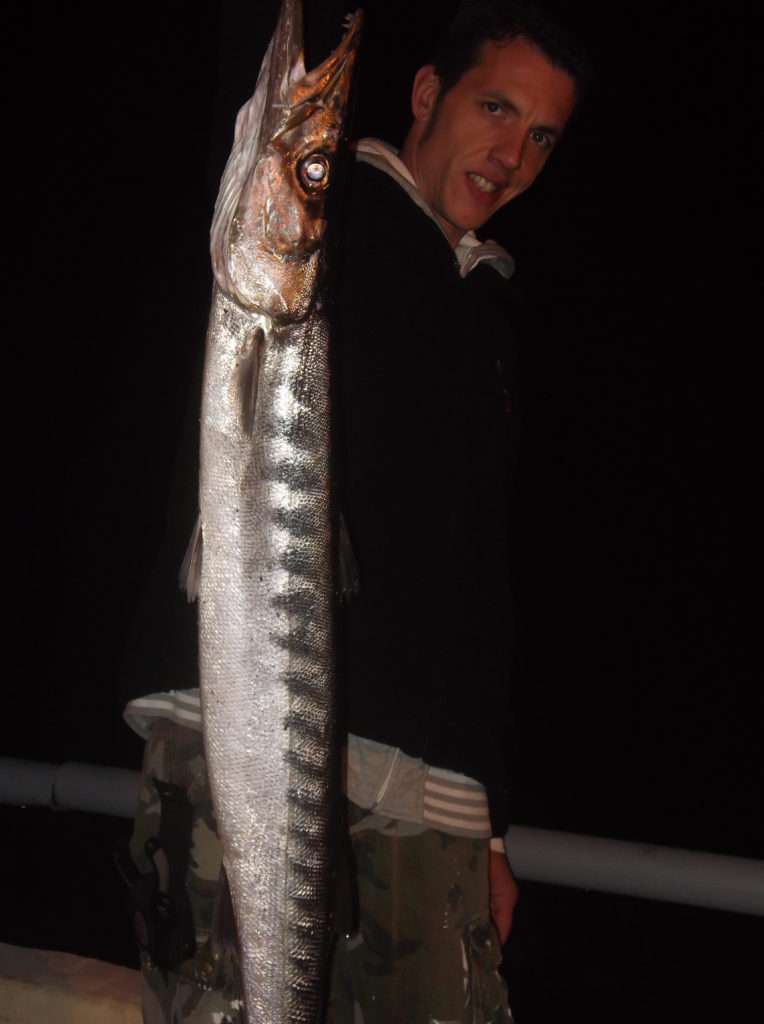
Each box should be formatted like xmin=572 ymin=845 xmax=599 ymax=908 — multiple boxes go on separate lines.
xmin=467 ymin=172 xmax=500 ymax=194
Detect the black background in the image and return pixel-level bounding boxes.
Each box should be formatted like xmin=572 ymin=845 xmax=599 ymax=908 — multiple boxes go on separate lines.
xmin=2 ymin=1 xmax=759 ymax=1021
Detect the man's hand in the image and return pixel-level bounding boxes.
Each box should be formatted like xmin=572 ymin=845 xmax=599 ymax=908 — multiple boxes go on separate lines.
xmin=489 ymin=849 xmax=518 ymax=945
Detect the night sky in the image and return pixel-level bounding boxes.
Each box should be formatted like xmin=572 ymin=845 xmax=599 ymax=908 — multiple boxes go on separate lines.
xmin=2 ymin=1 xmax=758 ymax=1018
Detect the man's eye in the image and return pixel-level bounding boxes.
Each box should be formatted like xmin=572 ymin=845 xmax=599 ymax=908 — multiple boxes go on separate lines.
xmin=483 ymin=101 xmax=503 ymax=115
xmin=531 ymin=130 xmax=552 ymax=150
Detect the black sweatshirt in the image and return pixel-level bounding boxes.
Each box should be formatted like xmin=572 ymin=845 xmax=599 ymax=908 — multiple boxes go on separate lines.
xmin=335 ymin=160 xmax=516 ymax=836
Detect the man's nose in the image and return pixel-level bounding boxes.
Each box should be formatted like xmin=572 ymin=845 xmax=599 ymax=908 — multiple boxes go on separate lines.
xmin=491 ymin=127 xmax=526 ymax=171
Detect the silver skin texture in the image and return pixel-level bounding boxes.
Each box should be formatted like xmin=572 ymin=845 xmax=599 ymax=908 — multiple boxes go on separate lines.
xmin=196 ymin=3 xmax=361 ymax=1021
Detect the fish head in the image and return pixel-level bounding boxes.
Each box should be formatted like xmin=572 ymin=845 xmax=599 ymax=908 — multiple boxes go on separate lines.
xmin=211 ymin=1 xmax=362 ymax=321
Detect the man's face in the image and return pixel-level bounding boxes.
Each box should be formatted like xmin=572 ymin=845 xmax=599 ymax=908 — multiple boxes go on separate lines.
xmin=403 ymin=37 xmax=577 ymax=246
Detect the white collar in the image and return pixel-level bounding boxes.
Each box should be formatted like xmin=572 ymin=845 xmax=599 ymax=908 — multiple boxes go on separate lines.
xmin=354 ymin=138 xmax=515 ymax=280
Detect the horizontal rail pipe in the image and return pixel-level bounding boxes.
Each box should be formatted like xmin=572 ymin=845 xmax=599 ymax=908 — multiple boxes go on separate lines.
xmin=1 ymin=758 xmax=762 ymax=915
xmin=505 ymin=824 xmax=763 ymax=917
xmin=0 ymin=758 xmax=141 ymax=819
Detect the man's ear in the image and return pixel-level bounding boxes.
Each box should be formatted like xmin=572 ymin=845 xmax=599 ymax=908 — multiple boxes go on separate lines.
xmin=410 ymin=65 xmax=442 ymax=124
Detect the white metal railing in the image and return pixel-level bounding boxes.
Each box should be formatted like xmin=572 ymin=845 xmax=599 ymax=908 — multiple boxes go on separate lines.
xmin=2 ymin=757 xmax=762 ymax=916
xmin=0 ymin=758 xmax=141 ymax=819
xmin=505 ymin=824 xmax=762 ymax=916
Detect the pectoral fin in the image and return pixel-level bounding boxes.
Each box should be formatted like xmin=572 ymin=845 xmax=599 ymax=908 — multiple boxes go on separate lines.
xmin=179 ymin=514 xmax=203 ymax=603
xmin=238 ymin=327 xmax=264 ymax=437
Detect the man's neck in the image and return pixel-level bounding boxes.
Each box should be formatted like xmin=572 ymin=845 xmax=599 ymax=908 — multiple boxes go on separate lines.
xmin=399 ymin=134 xmax=463 ymax=249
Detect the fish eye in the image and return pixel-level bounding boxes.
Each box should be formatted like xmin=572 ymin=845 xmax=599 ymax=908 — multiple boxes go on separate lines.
xmin=299 ymin=153 xmax=330 ymax=192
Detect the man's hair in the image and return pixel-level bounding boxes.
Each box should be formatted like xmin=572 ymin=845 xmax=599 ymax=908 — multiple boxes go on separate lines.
xmin=431 ymin=1 xmax=592 ymax=104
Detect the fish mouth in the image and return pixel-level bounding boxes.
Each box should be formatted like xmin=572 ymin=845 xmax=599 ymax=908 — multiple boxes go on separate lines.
xmin=286 ymin=9 xmax=363 ymax=121
xmin=255 ymin=1 xmax=363 ymax=145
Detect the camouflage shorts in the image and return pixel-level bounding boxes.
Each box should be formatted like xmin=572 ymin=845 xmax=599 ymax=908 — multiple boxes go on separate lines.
xmin=129 ymin=719 xmax=243 ymax=1024
xmin=129 ymin=720 xmax=511 ymax=1024
xmin=327 ymin=805 xmax=513 ymax=1024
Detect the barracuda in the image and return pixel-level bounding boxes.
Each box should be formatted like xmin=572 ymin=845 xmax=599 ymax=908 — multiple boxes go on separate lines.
xmin=191 ymin=2 xmax=361 ymax=1020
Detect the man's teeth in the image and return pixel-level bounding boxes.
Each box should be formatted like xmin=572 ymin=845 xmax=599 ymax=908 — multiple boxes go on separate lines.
xmin=469 ymin=173 xmax=499 ymax=193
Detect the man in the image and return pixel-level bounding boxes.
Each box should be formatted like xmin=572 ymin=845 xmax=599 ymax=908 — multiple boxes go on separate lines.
xmin=122 ymin=3 xmax=586 ymax=1021
xmin=325 ymin=5 xmax=581 ymax=1021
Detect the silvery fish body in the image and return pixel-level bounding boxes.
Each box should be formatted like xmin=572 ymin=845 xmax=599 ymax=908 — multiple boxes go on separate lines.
xmin=194 ymin=3 xmax=361 ymax=1020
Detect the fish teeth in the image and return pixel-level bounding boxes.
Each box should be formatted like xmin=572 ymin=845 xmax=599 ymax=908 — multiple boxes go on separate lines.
xmin=469 ymin=172 xmax=498 ymax=193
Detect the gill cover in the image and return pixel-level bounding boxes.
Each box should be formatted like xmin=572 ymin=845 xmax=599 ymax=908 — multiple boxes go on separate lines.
xmin=210 ymin=0 xmax=362 ymax=319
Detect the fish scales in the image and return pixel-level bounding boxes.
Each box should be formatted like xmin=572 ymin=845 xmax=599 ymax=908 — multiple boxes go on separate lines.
xmin=194 ymin=3 xmax=361 ymax=1021
xmin=201 ymin=300 xmax=333 ymax=1020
